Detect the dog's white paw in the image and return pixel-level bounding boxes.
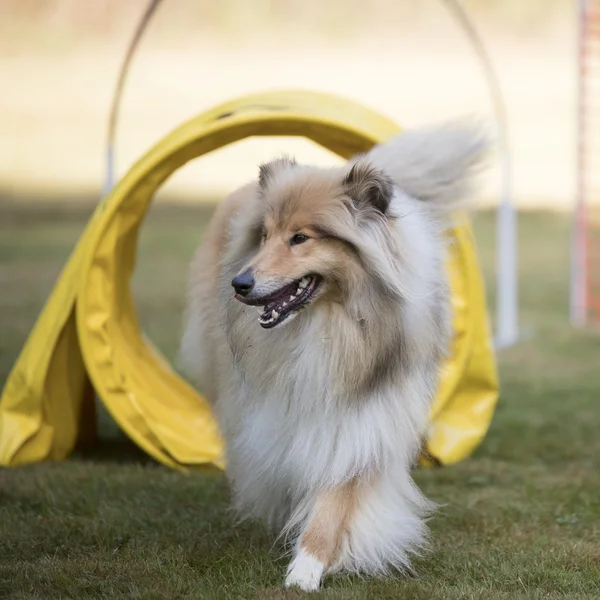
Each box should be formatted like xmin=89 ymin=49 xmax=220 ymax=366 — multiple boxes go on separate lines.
xmin=285 ymin=548 xmax=324 ymax=592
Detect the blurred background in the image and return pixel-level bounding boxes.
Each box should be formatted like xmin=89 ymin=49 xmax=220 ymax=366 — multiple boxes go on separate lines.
xmin=0 ymin=0 xmax=576 ymax=207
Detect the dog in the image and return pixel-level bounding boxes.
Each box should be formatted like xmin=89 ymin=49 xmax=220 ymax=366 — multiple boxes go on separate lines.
xmin=179 ymin=123 xmax=488 ymax=591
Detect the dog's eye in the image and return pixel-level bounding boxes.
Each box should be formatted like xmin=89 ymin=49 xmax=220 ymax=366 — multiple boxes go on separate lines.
xmin=259 ymin=227 xmax=267 ymax=244
xmin=290 ymin=233 xmax=309 ymax=246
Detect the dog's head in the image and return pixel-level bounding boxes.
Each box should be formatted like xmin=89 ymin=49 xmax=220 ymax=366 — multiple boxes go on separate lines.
xmin=232 ymin=156 xmax=395 ymax=329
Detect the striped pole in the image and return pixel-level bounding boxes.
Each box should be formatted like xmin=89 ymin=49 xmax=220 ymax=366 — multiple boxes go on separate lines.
xmin=570 ymin=0 xmax=600 ymax=327
xmin=571 ymin=0 xmax=588 ymax=325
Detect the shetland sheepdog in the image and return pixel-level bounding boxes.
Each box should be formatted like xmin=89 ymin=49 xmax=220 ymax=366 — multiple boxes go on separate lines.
xmin=179 ymin=123 xmax=488 ymax=591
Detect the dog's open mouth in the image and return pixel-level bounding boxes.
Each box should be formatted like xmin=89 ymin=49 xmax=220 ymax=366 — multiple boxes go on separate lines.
xmin=235 ymin=275 xmax=322 ymax=328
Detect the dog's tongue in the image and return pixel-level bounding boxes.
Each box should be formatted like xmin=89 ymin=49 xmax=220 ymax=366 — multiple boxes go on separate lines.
xmin=235 ymin=276 xmax=318 ymax=329
xmin=263 ymin=284 xmax=303 ymax=313
xmin=262 ymin=282 xmax=298 ymax=307
xmin=235 ymin=278 xmax=306 ymax=307
xmin=235 ymin=276 xmax=316 ymax=328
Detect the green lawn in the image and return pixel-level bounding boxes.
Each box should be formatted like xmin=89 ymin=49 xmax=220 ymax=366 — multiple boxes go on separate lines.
xmin=0 ymin=202 xmax=598 ymax=599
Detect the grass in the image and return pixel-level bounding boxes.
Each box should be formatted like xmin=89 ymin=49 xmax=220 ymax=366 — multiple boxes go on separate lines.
xmin=0 ymin=202 xmax=599 ymax=599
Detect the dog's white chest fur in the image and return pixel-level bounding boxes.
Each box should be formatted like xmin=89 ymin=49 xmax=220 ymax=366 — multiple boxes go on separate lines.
xmin=217 ymin=301 xmax=437 ymax=527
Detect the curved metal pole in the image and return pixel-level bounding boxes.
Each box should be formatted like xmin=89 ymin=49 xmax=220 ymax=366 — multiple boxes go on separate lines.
xmin=441 ymin=0 xmax=518 ymax=348
xmin=103 ymin=0 xmax=164 ymax=195
xmin=104 ymin=0 xmax=518 ymax=348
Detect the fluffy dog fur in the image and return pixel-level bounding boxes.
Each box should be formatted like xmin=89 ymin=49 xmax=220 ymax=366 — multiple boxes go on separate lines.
xmin=179 ymin=123 xmax=488 ymax=591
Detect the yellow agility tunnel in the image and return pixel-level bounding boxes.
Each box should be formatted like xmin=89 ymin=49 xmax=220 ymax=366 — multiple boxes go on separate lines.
xmin=0 ymin=90 xmax=499 ymax=470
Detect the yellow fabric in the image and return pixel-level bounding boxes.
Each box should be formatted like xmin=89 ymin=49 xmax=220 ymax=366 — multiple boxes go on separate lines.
xmin=0 ymin=90 xmax=499 ymax=469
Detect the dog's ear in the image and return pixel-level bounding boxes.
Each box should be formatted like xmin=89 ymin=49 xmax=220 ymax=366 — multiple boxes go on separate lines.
xmin=343 ymin=159 xmax=394 ymax=215
xmin=258 ymin=156 xmax=297 ymax=190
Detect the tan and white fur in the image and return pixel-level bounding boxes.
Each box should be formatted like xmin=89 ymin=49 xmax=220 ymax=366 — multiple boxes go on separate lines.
xmin=179 ymin=123 xmax=488 ymax=591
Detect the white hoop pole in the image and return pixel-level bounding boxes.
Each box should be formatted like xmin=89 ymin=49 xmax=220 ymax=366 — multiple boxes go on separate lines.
xmin=571 ymin=0 xmax=588 ymax=326
xmin=442 ymin=0 xmax=518 ymax=348
xmin=495 ymin=141 xmax=518 ymax=348
xmin=106 ymin=0 xmax=519 ymax=346
xmin=103 ymin=0 xmax=164 ymax=196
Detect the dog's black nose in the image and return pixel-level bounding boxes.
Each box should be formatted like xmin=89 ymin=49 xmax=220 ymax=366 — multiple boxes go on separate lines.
xmin=232 ymin=269 xmax=255 ymax=296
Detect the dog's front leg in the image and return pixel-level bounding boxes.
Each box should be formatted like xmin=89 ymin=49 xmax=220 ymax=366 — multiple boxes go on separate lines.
xmin=285 ymin=480 xmax=357 ymax=592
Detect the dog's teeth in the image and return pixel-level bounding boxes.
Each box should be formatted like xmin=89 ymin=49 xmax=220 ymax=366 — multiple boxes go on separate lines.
xmin=296 ymin=288 xmax=302 ymax=296
xmin=282 ymin=302 xmax=287 ymax=307
xmin=272 ymin=310 xmax=279 ymax=319
xmin=290 ymin=295 xmax=295 ymax=301
xmin=299 ymin=277 xmax=309 ymax=289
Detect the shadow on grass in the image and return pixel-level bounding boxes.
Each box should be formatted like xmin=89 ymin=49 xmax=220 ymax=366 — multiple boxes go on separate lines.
xmin=74 ymin=433 xmax=224 ymax=479
xmin=74 ymin=436 xmax=156 ymax=465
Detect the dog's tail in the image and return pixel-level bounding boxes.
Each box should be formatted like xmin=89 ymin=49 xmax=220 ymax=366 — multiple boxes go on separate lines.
xmin=366 ymin=121 xmax=492 ymax=214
